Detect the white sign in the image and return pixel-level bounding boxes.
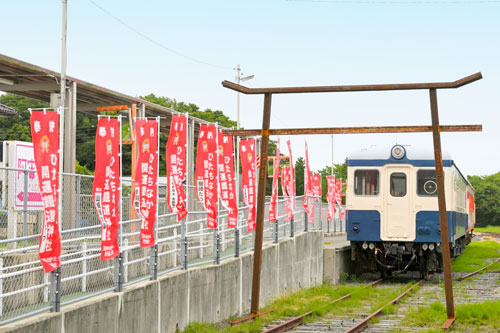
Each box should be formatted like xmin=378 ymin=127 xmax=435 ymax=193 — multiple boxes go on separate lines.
xmin=7 ymin=141 xmax=43 ymax=210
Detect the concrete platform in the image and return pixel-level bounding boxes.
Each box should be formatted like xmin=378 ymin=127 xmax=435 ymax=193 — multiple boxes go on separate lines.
xmin=323 ymin=232 xmax=354 ymax=285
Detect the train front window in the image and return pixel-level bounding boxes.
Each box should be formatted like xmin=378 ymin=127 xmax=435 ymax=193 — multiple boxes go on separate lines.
xmin=417 ymin=169 xmax=438 ymax=196
xmin=354 ymin=170 xmax=379 ymax=196
xmin=390 ymin=173 xmax=407 ymax=197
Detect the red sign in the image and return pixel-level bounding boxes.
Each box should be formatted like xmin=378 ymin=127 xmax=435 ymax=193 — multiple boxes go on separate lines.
xmin=269 ymin=139 xmax=280 ymax=222
xmin=240 ymin=138 xmax=257 ymax=232
xmin=30 ymin=110 xmax=61 ymax=273
xmin=312 ymin=174 xmax=322 ymax=197
xmin=93 ymin=118 xmax=121 ymax=261
xmin=133 ymin=119 xmax=159 ymax=247
xmin=335 ymin=178 xmax=345 ymax=219
xmin=217 ymin=130 xmax=238 ymax=228
xmin=303 ymin=141 xmax=313 ymax=215
xmin=286 ymin=140 xmax=296 ymax=212
xmin=196 ymin=124 xmax=218 ymax=229
xmin=281 ymin=166 xmax=293 ymax=221
xmin=166 ymin=115 xmax=188 ymax=221
xmin=327 ymin=176 xmax=335 ymax=222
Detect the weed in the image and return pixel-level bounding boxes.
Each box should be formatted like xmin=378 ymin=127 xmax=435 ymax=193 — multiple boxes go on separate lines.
xmin=474 ymin=226 xmax=500 ymax=233
xmin=451 ymin=241 xmax=500 ymax=273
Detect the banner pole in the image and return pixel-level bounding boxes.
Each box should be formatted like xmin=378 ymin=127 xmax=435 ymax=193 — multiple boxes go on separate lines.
xmin=181 ymin=114 xmax=189 ymax=269
xmin=115 ymin=115 xmax=124 ymax=292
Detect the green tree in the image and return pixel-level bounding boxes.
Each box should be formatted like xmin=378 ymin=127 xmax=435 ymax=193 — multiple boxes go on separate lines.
xmin=468 ymin=172 xmax=500 ymax=227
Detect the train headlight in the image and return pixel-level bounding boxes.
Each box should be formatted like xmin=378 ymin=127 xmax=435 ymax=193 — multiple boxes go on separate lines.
xmin=362 ymin=242 xmax=368 ymax=250
xmin=422 ymin=243 xmax=428 ymax=251
xmin=369 ymin=242 xmax=375 ymax=250
xmin=429 ymin=243 xmax=435 ymax=251
xmin=391 ymin=145 xmax=406 ymax=160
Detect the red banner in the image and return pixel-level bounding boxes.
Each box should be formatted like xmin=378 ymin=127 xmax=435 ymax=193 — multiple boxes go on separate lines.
xmin=281 ymin=166 xmax=293 ymax=221
xmin=93 ymin=118 xmax=120 ymax=261
xmin=303 ymin=141 xmax=313 ymax=215
xmin=196 ymin=124 xmax=218 ymax=229
xmin=335 ymin=178 xmax=345 ymax=219
xmin=166 ymin=114 xmax=188 ymax=221
xmin=30 ymin=110 xmax=61 ymax=273
xmin=133 ymin=119 xmax=159 ymax=247
xmin=269 ymin=138 xmax=281 ymax=222
xmin=327 ymin=176 xmax=335 ymax=222
xmin=312 ymin=174 xmax=322 ymax=197
xmin=240 ymin=138 xmax=257 ymax=232
xmin=286 ymin=140 xmax=296 ymax=212
xmin=217 ymin=130 xmax=238 ymax=228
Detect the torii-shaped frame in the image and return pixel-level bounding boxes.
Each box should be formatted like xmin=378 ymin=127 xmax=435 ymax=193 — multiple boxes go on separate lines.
xmin=222 ymin=72 xmax=482 ymax=329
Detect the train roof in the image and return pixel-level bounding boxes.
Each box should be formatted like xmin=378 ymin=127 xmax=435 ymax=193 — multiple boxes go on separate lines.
xmin=347 ymin=146 xmax=453 ymax=167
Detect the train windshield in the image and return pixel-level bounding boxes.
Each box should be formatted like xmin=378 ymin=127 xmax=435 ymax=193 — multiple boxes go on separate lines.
xmin=354 ymin=170 xmax=379 ymax=196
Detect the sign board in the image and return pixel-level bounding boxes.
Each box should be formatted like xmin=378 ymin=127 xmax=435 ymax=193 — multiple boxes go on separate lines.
xmin=4 ymin=141 xmax=43 ymax=211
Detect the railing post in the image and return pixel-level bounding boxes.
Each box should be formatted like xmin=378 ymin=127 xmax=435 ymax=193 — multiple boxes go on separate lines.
xmin=183 ymin=236 xmax=188 ymax=270
xmin=214 ymin=230 xmax=221 ymax=265
xmin=290 ymin=216 xmax=295 ymax=238
xmin=150 ymin=244 xmax=158 ymax=280
xmin=274 ymin=220 xmax=279 ymax=243
xmin=173 ymin=228 xmax=178 ymax=265
xmin=0 ymin=258 xmax=3 ymax=316
xmin=318 ymin=203 xmax=322 ymax=231
xmin=334 ymin=205 xmax=337 ymax=233
xmin=76 ymin=175 xmax=81 ymax=232
xmin=114 ymin=254 xmax=123 ymax=292
xmin=23 ymin=170 xmax=28 ymax=247
xmin=123 ymin=238 xmax=129 ymax=283
xmin=304 ymin=212 xmax=308 ymax=232
xmin=81 ymin=241 xmax=87 ymax=292
xmin=43 ymin=273 xmax=49 ymax=303
xmin=327 ymin=205 xmax=330 ymax=234
xmin=235 ymin=227 xmax=240 ymax=257
xmin=50 ymin=267 xmax=61 ymax=312
xmin=180 ymin=216 xmax=186 ymax=266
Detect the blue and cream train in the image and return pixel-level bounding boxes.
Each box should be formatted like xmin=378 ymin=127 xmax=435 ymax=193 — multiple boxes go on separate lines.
xmin=346 ymin=145 xmax=475 ymax=276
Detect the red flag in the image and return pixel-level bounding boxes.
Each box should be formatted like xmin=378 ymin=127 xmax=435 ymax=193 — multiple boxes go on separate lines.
xmin=240 ymin=138 xmax=257 ymax=232
xmin=93 ymin=118 xmax=120 ymax=261
xmin=269 ymin=138 xmax=281 ymax=222
xmin=30 ymin=110 xmax=61 ymax=273
xmin=335 ymin=178 xmax=345 ymax=218
xmin=166 ymin=115 xmax=188 ymax=221
xmin=217 ymin=130 xmax=238 ymax=228
xmin=312 ymin=174 xmax=322 ymax=197
xmin=303 ymin=141 xmax=313 ymax=214
xmin=286 ymin=140 xmax=295 ymax=212
xmin=196 ymin=124 xmax=218 ymax=229
xmin=281 ymin=166 xmax=293 ymax=221
xmin=133 ymin=119 xmax=159 ymax=247
xmin=327 ymin=176 xmax=335 ymax=222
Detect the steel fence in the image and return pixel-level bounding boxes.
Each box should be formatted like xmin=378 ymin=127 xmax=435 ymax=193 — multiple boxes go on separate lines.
xmin=0 ymin=166 xmax=341 ymax=325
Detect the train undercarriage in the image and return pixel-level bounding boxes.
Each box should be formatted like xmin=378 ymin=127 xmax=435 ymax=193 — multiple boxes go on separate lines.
xmin=350 ymin=232 xmax=473 ymax=278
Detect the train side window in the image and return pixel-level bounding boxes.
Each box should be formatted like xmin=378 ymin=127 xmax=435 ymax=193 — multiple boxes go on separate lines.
xmin=390 ymin=173 xmax=407 ymax=197
xmin=354 ymin=170 xmax=379 ymax=196
xmin=417 ymin=169 xmax=438 ymax=196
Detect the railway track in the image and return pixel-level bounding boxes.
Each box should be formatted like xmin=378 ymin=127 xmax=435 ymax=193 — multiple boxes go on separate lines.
xmin=263 ymin=270 xmax=500 ymax=332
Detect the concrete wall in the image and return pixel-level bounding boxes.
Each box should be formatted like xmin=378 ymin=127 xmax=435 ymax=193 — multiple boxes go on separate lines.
xmin=1 ymin=231 xmax=324 ymax=333
xmin=323 ymin=244 xmax=353 ymax=285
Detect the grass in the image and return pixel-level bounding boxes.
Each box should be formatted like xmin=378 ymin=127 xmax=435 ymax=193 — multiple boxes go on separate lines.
xmin=182 ymin=282 xmax=418 ymax=332
xmin=474 ymin=225 xmax=500 ymax=233
xmin=401 ymin=300 xmax=500 ymax=332
xmin=451 ymin=241 xmax=500 ymax=273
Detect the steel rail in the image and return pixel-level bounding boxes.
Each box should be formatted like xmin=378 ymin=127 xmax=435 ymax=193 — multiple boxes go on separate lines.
xmin=458 ymin=257 xmax=500 ymax=281
xmin=345 ymin=279 xmax=424 ymax=333
xmin=222 ymin=124 xmax=482 ymax=137
xmin=221 ymin=73 xmax=482 ymax=94
xmin=261 ymin=279 xmax=383 ymax=333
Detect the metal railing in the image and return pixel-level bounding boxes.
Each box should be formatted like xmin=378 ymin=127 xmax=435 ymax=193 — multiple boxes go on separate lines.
xmin=0 ymin=166 xmax=340 ymax=325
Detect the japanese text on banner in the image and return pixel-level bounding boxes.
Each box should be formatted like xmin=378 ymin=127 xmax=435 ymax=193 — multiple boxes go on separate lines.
xmin=196 ymin=124 xmax=218 ymax=229
xmin=30 ymin=110 xmax=61 ymax=273
xmin=93 ymin=118 xmax=121 ymax=260
xmin=166 ymin=114 xmax=188 ymax=221
xmin=133 ymin=119 xmax=159 ymax=247
xmin=269 ymin=138 xmax=280 ymax=222
xmin=240 ymin=138 xmax=257 ymax=232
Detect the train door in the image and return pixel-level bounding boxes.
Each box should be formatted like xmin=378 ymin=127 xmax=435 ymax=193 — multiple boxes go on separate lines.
xmin=381 ymin=166 xmax=415 ymax=241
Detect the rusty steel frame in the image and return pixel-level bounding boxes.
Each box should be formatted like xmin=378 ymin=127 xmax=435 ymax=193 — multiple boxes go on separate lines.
xmin=222 ymin=73 xmax=483 ymax=328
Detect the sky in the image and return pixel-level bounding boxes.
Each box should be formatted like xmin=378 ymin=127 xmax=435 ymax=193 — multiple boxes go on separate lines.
xmin=1 ymin=0 xmax=499 ymax=176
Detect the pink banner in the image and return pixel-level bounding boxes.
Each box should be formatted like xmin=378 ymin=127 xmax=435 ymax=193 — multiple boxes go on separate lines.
xmin=302 ymin=141 xmax=313 ymax=215
xmin=327 ymin=176 xmax=335 ymax=222
xmin=269 ymin=139 xmax=281 ymax=222
xmin=133 ymin=119 xmax=159 ymax=247
xmin=30 ymin=110 xmax=61 ymax=273
xmin=93 ymin=118 xmax=120 ymax=261
xmin=196 ymin=124 xmax=218 ymax=229
xmin=217 ymin=130 xmax=238 ymax=228
xmin=240 ymin=138 xmax=257 ymax=232
xmin=166 ymin=114 xmax=188 ymax=221
xmin=281 ymin=166 xmax=293 ymax=221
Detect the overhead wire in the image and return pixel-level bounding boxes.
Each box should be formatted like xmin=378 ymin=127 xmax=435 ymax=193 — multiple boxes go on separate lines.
xmin=286 ymin=0 xmax=500 ymax=3
xmin=87 ymin=0 xmax=233 ymax=71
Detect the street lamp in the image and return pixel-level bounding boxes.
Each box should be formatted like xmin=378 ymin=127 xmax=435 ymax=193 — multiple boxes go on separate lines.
xmin=235 ymin=64 xmax=254 ymax=129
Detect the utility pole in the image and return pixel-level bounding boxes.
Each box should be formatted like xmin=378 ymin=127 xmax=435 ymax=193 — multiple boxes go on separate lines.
xmin=330 ymin=134 xmax=334 ymax=175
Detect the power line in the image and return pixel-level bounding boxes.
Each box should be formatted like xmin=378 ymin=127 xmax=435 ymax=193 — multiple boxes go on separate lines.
xmin=87 ymin=0 xmax=232 ymax=71
xmin=287 ymin=0 xmax=500 ymax=3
